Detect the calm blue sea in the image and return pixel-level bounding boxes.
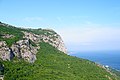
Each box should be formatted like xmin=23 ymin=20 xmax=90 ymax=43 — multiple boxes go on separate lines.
xmin=70 ymin=51 xmax=120 ymax=70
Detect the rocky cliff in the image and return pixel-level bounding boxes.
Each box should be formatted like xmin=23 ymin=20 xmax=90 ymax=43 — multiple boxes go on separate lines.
xmin=0 ymin=22 xmax=67 ymax=63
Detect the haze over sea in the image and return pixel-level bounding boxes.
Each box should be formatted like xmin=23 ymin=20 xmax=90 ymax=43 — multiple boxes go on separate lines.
xmin=70 ymin=50 xmax=120 ymax=71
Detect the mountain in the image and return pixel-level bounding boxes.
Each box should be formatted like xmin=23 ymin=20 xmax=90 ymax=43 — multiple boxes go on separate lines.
xmin=0 ymin=22 xmax=119 ymax=80
xmin=0 ymin=22 xmax=67 ymax=63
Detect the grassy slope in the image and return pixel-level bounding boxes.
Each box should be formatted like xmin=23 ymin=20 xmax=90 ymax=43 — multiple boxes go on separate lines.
xmin=1 ymin=42 xmax=116 ymax=80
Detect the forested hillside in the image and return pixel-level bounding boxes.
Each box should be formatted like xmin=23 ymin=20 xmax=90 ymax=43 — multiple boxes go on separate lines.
xmin=0 ymin=22 xmax=118 ymax=80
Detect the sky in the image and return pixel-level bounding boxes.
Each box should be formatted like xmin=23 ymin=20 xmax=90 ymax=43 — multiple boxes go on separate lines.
xmin=0 ymin=0 xmax=120 ymax=52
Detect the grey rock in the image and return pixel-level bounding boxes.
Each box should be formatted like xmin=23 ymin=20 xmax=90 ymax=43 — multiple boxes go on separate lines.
xmin=0 ymin=41 xmax=11 ymax=61
xmin=1 ymin=34 xmax=14 ymax=39
xmin=11 ymin=39 xmax=39 ymax=63
xmin=0 ymin=29 xmax=67 ymax=63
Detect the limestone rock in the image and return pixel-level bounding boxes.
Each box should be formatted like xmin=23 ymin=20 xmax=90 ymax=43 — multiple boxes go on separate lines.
xmin=0 ymin=41 xmax=11 ymax=61
xmin=40 ymin=31 xmax=67 ymax=53
xmin=22 ymin=31 xmax=40 ymax=43
xmin=22 ymin=31 xmax=67 ymax=53
xmin=0 ymin=27 xmax=67 ymax=63
xmin=11 ymin=39 xmax=39 ymax=63
xmin=1 ymin=34 xmax=14 ymax=39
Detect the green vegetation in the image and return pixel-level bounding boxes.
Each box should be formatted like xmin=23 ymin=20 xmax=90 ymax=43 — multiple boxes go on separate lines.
xmin=0 ymin=22 xmax=119 ymax=80
xmin=29 ymin=39 xmax=37 ymax=47
xmin=109 ymin=68 xmax=120 ymax=80
xmin=0 ymin=42 xmax=117 ymax=80
xmin=0 ymin=24 xmax=24 ymax=47
xmin=27 ymin=28 xmax=57 ymax=36
xmin=0 ymin=22 xmax=57 ymax=47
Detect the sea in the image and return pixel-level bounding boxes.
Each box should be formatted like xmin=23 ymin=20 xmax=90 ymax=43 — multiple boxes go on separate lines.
xmin=70 ymin=50 xmax=120 ymax=71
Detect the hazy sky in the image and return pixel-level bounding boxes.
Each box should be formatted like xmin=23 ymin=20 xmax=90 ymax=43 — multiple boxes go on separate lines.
xmin=0 ymin=0 xmax=120 ymax=51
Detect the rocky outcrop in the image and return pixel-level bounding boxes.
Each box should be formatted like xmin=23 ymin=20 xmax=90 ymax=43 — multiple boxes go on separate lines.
xmin=11 ymin=39 xmax=39 ymax=63
xmin=41 ymin=33 xmax=67 ymax=53
xmin=22 ymin=31 xmax=40 ymax=43
xmin=1 ymin=34 xmax=14 ymax=39
xmin=0 ymin=28 xmax=67 ymax=63
xmin=0 ymin=41 xmax=13 ymax=61
xmin=0 ymin=40 xmax=39 ymax=63
xmin=23 ymin=31 xmax=67 ymax=53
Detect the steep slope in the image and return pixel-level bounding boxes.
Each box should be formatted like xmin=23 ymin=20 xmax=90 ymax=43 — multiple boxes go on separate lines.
xmin=0 ymin=22 xmax=118 ymax=80
xmin=0 ymin=22 xmax=67 ymax=63
xmin=1 ymin=42 xmax=116 ymax=80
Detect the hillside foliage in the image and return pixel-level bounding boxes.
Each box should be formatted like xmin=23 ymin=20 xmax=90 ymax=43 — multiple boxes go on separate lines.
xmin=0 ymin=42 xmax=117 ymax=80
xmin=0 ymin=25 xmax=24 ymax=47
xmin=0 ymin=22 xmax=119 ymax=80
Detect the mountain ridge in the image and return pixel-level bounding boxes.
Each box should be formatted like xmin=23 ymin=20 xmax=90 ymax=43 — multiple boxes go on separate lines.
xmin=0 ymin=22 xmax=119 ymax=80
xmin=0 ymin=22 xmax=67 ymax=63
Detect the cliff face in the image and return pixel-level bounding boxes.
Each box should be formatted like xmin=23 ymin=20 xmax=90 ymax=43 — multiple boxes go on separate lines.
xmin=22 ymin=30 xmax=67 ymax=53
xmin=0 ymin=22 xmax=67 ymax=63
xmin=11 ymin=39 xmax=38 ymax=63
